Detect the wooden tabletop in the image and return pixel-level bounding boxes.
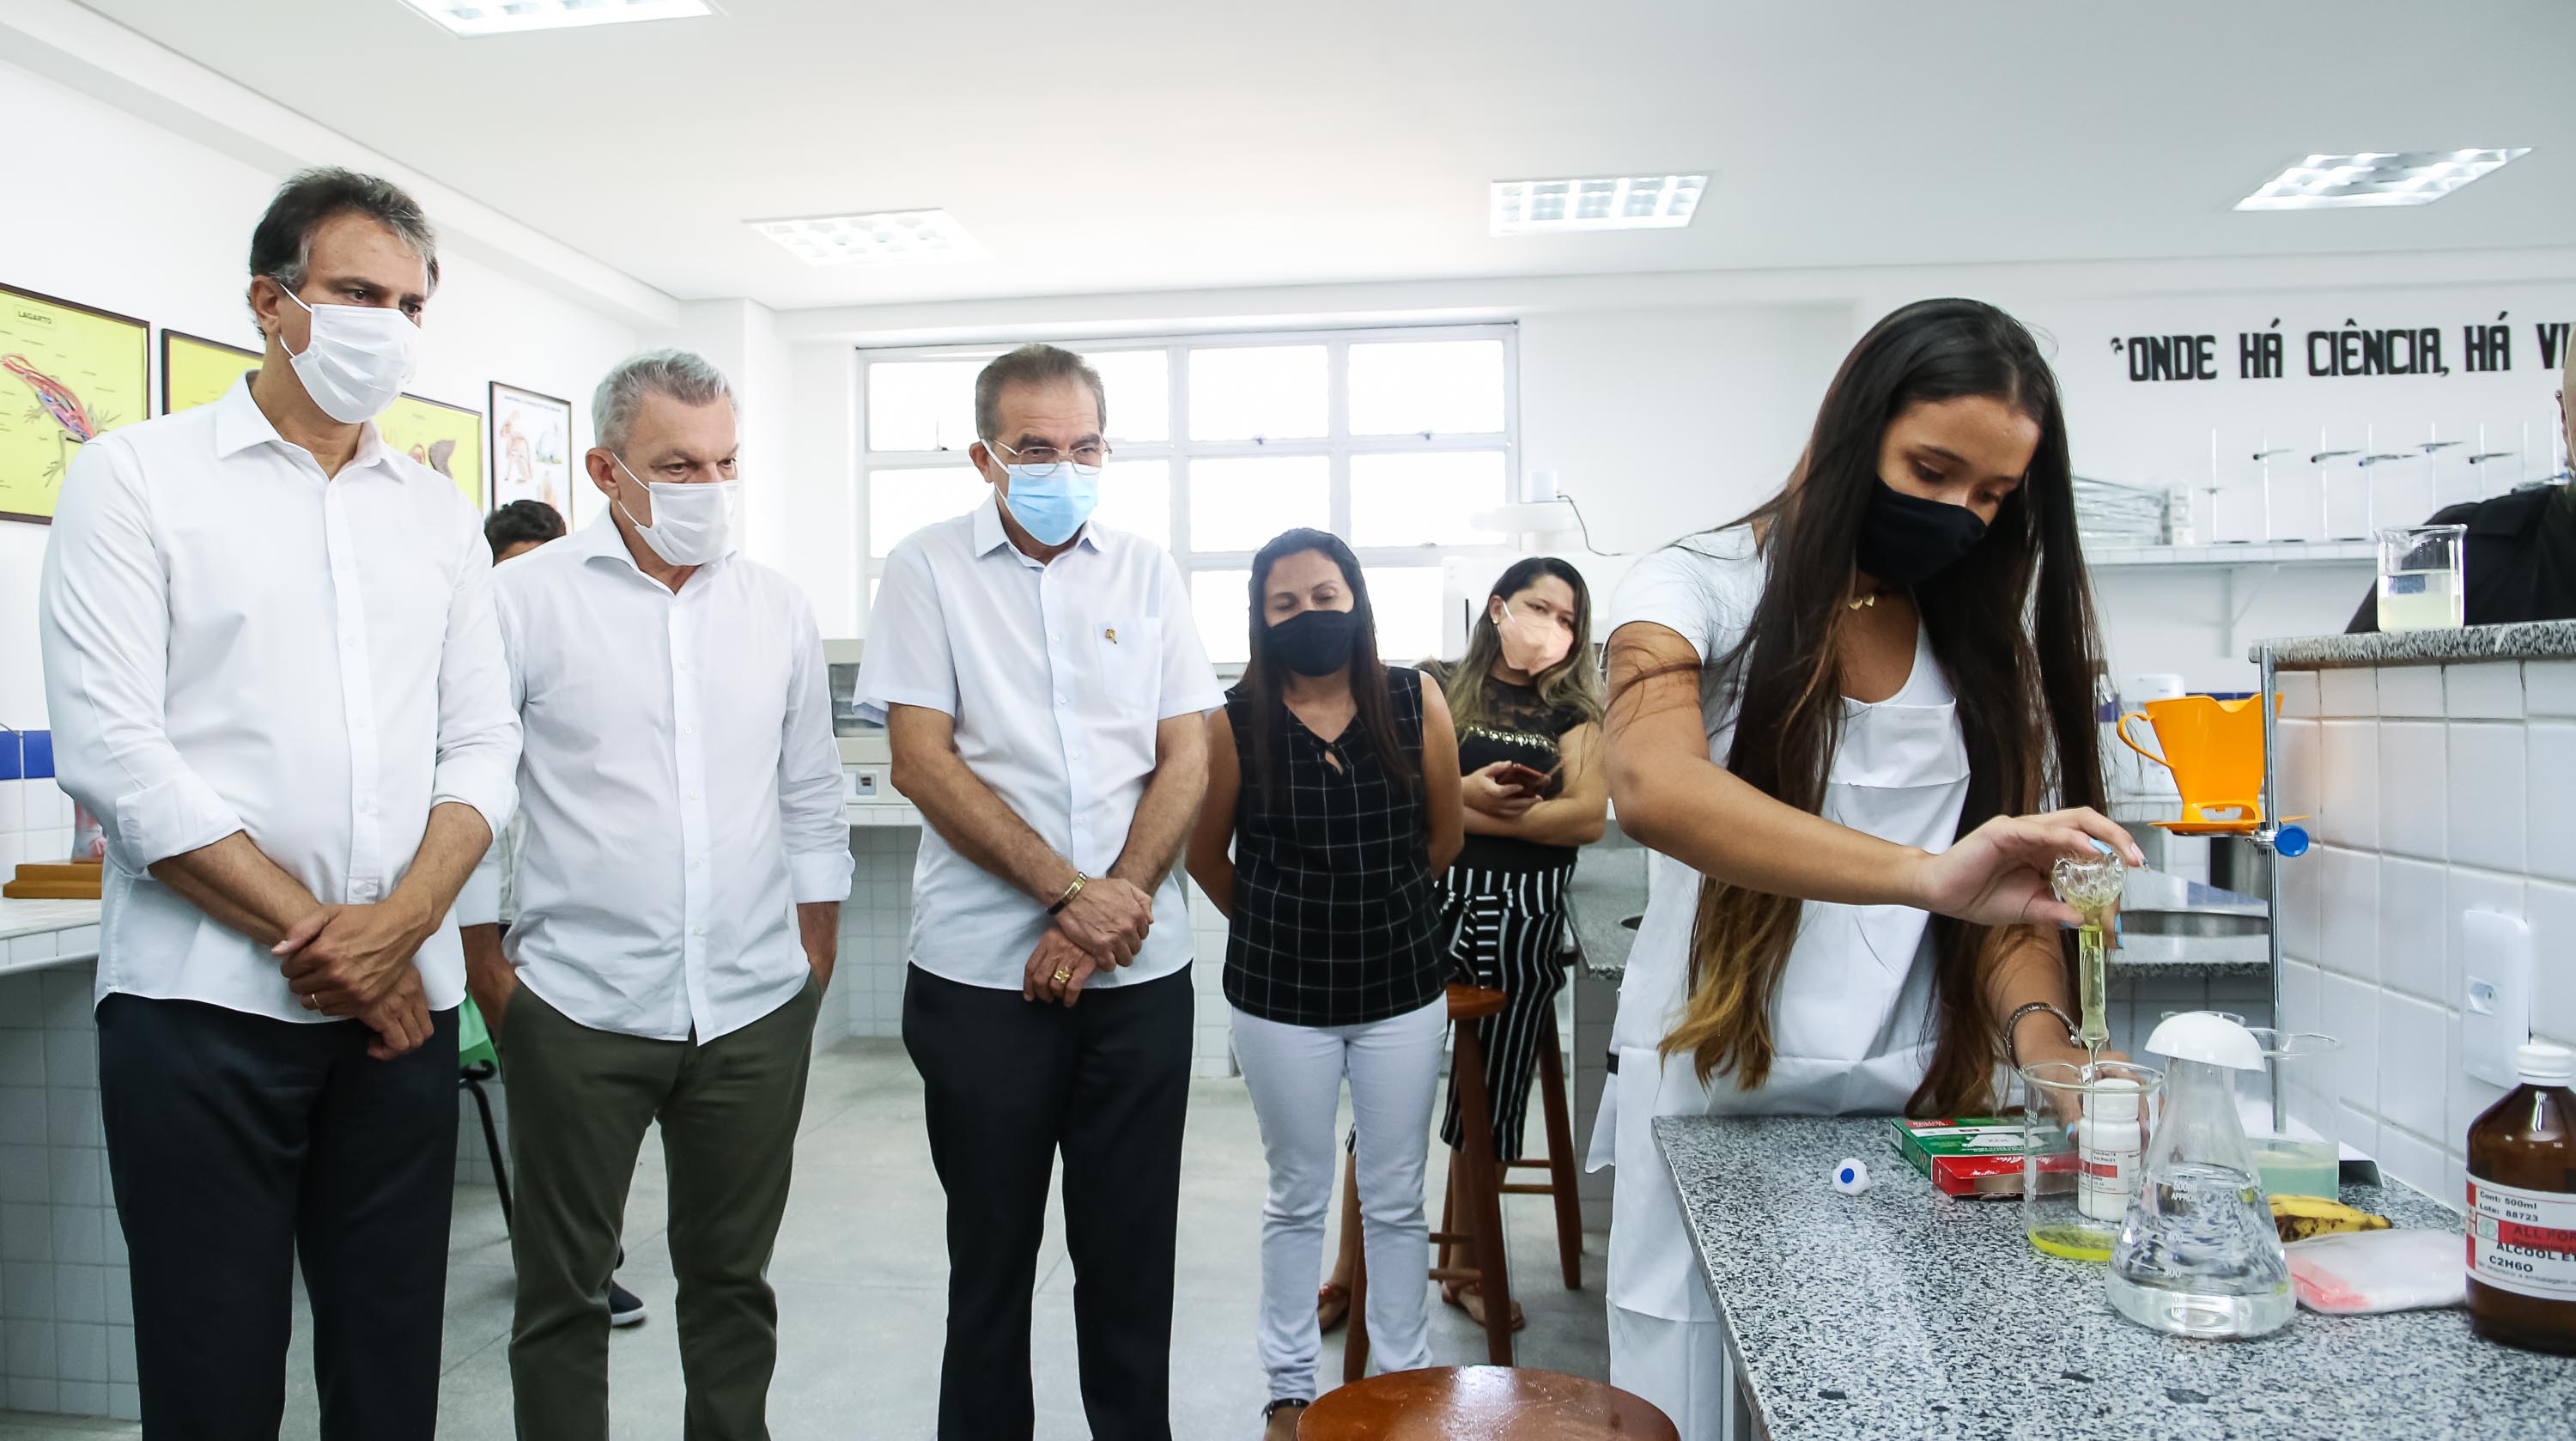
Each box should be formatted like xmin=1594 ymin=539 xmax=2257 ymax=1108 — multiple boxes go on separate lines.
xmin=1300 ymin=1366 xmax=1678 ymax=1439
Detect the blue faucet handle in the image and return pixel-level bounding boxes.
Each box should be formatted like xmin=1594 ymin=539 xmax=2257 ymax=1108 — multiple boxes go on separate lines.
xmin=2271 ymin=824 xmax=2311 ymax=859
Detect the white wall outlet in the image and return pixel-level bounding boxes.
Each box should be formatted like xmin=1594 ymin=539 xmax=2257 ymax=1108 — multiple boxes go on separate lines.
xmin=2461 ymin=909 xmax=2532 ymax=1089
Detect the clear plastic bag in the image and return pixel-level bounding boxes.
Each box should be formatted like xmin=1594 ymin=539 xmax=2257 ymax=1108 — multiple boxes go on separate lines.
xmin=2287 ymin=1229 xmax=2465 ymax=1315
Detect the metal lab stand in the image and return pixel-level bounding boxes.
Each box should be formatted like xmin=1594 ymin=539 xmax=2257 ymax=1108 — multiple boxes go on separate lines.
xmin=2251 ymin=643 xmax=2312 ymax=1133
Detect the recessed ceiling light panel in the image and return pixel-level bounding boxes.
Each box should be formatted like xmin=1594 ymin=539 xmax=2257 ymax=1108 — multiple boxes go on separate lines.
xmin=398 ymin=0 xmax=715 ymax=38
xmin=748 ymin=210 xmax=986 ymax=268
xmin=2235 ymin=149 xmax=2531 ymax=210
xmin=1491 ymin=174 xmax=1706 ymax=235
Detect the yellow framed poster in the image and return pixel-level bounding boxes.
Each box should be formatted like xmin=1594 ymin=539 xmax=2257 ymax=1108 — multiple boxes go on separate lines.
xmin=379 ymin=392 xmax=483 ymax=508
xmin=1 ymin=283 xmax=149 ymax=524
xmin=161 ymin=329 xmax=262 ymax=415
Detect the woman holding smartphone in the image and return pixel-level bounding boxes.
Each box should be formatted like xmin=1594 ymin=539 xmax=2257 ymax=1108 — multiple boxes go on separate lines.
xmin=1594 ymin=300 xmax=2142 ymax=1438
xmin=1188 ymin=528 xmax=1463 ymax=1440
xmin=1314 ymin=557 xmax=1607 ymax=1334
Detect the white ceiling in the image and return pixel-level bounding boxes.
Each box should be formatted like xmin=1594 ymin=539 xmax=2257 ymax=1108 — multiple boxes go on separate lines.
xmin=77 ymin=0 xmax=2576 ymax=312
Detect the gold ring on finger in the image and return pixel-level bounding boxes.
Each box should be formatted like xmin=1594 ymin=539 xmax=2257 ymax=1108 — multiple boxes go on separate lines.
xmin=1052 ymin=968 xmax=1072 ymax=983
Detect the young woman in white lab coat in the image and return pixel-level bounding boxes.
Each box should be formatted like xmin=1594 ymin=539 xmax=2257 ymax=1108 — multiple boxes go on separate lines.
xmin=1592 ymin=299 xmax=2143 ymax=1438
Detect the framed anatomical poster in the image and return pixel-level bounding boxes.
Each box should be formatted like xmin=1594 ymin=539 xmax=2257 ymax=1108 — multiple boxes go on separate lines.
xmin=380 ymin=392 xmax=485 ymax=509
xmin=0 ymin=283 xmax=149 ymax=524
xmin=162 ymin=329 xmax=263 ymax=415
xmin=489 ymin=380 xmax=575 ymax=524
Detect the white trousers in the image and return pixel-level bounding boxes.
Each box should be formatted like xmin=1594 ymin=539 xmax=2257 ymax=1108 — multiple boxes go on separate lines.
xmin=1230 ymin=997 xmax=1448 ymax=1402
xmin=1609 ymin=1304 xmax=1732 ymax=1441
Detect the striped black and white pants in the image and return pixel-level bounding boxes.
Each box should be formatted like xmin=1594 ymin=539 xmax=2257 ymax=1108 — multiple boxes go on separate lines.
xmin=1436 ymin=862 xmax=1572 ymax=1161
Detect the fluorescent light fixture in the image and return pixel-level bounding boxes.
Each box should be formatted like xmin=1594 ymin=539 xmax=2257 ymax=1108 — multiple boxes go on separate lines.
xmin=747 ymin=210 xmax=985 ymax=267
xmin=2235 ymin=149 xmax=2531 ymax=210
xmin=397 ymin=0 xmax=715 ymax=38
xmin=1491 ymin=174 xmax=1706 ymax=235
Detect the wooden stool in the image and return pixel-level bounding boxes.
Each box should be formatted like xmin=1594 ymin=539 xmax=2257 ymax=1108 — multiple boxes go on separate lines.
xmin=1300 ymin=1366 xmax=1678 ymax=1440
xmin=1347 ymin=984 xmax=1516 ymax=1374
xmin=1500 ymin=1018 xmax=1585 ymax=1291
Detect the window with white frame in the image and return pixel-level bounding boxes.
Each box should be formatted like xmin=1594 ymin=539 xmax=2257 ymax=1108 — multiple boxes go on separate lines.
xmin=857 ymin=325 xmax=1518 ymax=666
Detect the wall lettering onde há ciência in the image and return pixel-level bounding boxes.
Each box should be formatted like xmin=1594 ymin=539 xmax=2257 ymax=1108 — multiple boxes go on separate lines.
xmin=2113 ymin=316 xmax=2573 ymax=384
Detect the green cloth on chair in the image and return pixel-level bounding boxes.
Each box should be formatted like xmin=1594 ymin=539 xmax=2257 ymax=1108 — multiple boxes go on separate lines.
xmin=459 ymin=994 xmax=498 ymax=1072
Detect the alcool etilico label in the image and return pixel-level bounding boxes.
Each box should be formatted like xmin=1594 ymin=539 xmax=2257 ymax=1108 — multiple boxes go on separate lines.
xmin=2467 ymin=1175 xmax=2576 ymax=1299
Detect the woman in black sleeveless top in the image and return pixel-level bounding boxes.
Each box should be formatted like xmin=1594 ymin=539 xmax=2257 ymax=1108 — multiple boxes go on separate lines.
xmin=1188 ymin=529 xmax=1461 ymax=1439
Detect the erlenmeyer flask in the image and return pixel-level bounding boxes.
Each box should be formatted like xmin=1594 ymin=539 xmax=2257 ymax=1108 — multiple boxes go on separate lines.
xmin=2105 ymin=1012 xmax=2295 ymax=1338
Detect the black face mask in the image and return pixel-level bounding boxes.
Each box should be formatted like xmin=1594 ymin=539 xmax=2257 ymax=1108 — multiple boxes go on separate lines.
xmin=1261 ymin=607 xmax=1363 ymax=678
xmin=1855 ymin=479 xmax=1990 ymax=588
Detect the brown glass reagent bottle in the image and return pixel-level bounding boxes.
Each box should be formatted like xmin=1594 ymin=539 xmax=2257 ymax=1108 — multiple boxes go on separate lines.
xmin=2466 ymin=1042 xmax=2576 ymax=1353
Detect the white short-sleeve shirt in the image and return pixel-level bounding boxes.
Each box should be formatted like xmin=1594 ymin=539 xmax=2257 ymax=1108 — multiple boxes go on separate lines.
xmin=858 ymin=496 xmax=1224 ymax=990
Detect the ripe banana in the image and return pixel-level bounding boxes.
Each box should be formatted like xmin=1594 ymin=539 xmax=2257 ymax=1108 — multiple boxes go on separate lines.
xmin=2270 ymin=1194 xmax=2391 ymax=1243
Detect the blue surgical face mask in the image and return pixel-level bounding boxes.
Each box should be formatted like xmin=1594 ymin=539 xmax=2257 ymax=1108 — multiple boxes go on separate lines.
xmin=999 ymin=459 xmax=1101 ymax=545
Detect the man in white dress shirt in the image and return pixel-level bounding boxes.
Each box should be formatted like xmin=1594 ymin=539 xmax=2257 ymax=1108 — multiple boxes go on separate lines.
xmin=458 ymin=349 xmax=851 ymax=1441
xmin=861 ymin=344 xmax=1221 ymax=1440
xmin=38 ymin=168 xmax=519 ymax=1441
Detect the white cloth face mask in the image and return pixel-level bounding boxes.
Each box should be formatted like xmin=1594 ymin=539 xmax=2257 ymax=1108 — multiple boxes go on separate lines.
xmin=276 ymin=285 xmax=420 ymax=424
xmin=614 ymin=457 xmax=742 ymax=567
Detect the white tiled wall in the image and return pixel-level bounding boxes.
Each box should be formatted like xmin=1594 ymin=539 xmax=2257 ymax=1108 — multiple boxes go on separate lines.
xmin=0 ymin=961 xmax=141 ymax=1421
xmin=2272 ymin=660 xmax=2576 ymax=1209
xmin=0 ymin=766 xmax=77 ymax=879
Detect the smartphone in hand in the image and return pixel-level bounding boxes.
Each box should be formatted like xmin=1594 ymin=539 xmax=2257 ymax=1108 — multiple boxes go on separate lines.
xmin=1493 ymin=762 xmax=1552 ymax=795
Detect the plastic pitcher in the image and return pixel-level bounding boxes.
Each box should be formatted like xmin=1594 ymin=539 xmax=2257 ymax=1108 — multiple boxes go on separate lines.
xmin=2115 ymin=694 xmax=2276 ymax=827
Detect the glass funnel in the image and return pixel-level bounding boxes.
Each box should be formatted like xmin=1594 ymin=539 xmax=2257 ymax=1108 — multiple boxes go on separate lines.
xmin=2050 ymin=846 xmax=2127 ymax=1057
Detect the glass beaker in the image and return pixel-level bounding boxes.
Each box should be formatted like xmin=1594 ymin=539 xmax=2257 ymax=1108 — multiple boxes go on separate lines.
xmin=2235 ymin=1031 xmax=2342 ymax=1200
xmin=2376 ymin=523 xmax=2467 ymax=631
xmin=2020 ymin=1060 xmax=2165 ymax=1262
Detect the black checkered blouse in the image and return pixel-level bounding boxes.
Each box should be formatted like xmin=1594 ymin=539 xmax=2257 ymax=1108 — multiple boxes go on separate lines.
xmin=1221 ymin=665 xmax=1443 ymax=1027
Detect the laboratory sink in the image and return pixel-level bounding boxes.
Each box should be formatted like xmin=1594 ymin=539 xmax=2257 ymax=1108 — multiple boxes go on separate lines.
xmin=2120 ymin=909 xmax=2268 ymax=939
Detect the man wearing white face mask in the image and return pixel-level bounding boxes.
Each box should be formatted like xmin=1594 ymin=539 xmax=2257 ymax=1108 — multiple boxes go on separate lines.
xmin=39 ymin=168 xmax=518 ymax=1439
xmin=458 ymin=348 xmax=848 ymax=1440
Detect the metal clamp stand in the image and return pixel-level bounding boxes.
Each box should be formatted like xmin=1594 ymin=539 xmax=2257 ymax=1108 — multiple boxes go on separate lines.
xmin=2249 ymin=642 xmax=2310 ymax=1131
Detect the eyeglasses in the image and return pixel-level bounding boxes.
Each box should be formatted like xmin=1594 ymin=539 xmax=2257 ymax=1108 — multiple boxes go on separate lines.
xmin=989 ymin=437 xmax=1112 ymax=471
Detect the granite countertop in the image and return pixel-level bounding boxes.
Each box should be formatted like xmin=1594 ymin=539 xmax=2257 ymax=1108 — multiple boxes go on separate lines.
xmin=1656 ymin=1114 xmax=2570 ymax=1441
xmin=2257 ymin=619 xmax=2576 ymax=671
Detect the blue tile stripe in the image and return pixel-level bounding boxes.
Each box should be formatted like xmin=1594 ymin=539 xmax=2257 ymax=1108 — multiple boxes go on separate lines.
xmin=18 ymin=730 xmax=52 ymax=781
xmin=0 ymin=730 xmax=17 ymax=781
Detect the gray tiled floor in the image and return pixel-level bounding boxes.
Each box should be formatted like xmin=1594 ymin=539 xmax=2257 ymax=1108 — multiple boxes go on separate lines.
xmin=2 ymin=1037 xmax=1609 ymax=1439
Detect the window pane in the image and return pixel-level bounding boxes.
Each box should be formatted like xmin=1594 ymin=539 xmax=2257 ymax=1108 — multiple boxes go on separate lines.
xmin=868 ymin=465 xmax=987 ymax=556
xmin=1348 ymin=340 xmax=1506 ymax=436
xmin=1083 ymin=349 xmax=1170 ymax=443
xmin=1365 ymin=566 xmax=1448 ymax=667
xmin=866 ymin=360 xmax=981 ymax=453
xmin=1188 ymin=345 xmax=1327 ymax=441
xmin=1348 ymin=451 xmax=1510 ymax=547
xmin=1094 ymin=459 xmax=1171 ymax=548
xmin=1189 ymin=455 xmax=1328 ymax=553
xmin=1192 ymin=568 xmax=1253 ymax=665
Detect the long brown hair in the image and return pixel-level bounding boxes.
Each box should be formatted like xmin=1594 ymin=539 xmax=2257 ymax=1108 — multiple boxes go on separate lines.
xmin=1650 ymin=298 xmax=2105 ymax=1116
xmin=1443 ymin=556 xmax=1605 ymax=734
xmin=1240 ymin=528 xmax=1420 ymax=798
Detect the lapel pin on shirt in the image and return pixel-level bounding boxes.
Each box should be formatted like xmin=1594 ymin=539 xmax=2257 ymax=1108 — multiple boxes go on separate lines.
xmin=1104 ymin=627 xmax=1118 ymax=645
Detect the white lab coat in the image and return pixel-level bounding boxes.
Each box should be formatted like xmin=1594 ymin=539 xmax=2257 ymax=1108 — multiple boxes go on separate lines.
xmin=1591 ymin=532 xmax=1970 ymax=1438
